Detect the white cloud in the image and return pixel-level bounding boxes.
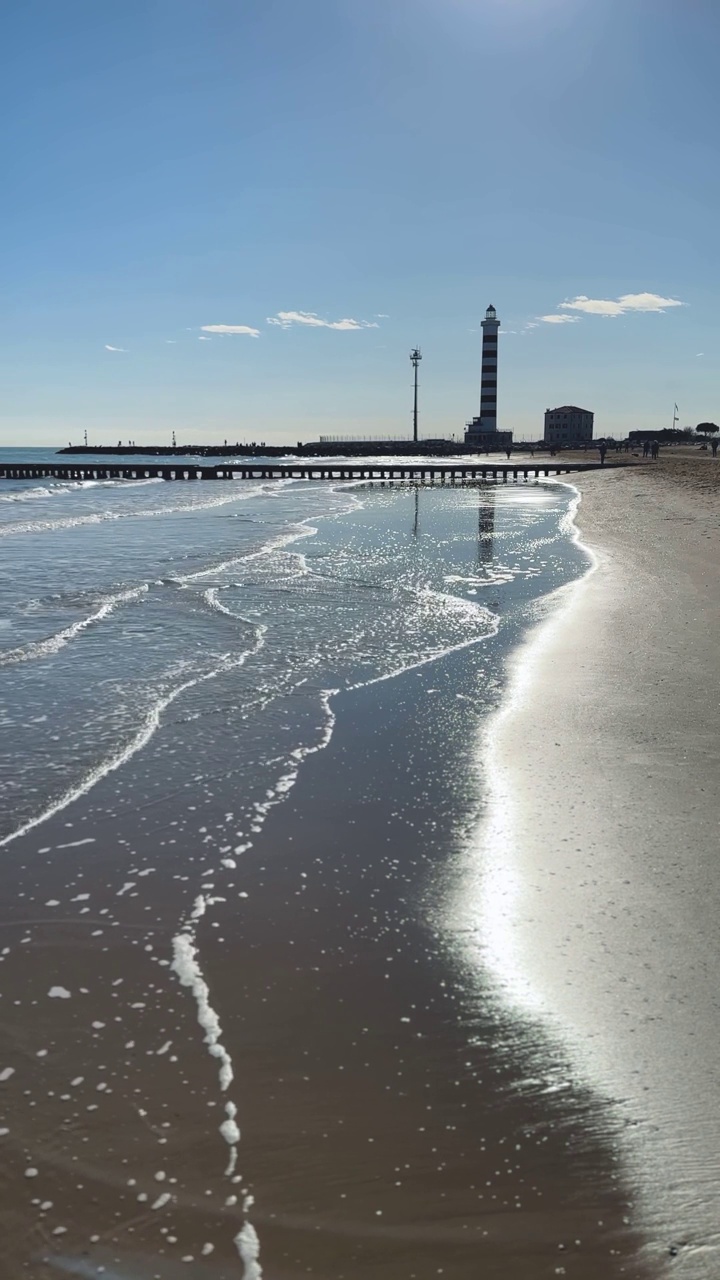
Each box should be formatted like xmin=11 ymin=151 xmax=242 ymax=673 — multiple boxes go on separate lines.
xmin=523 ymin=321 xmax=539 ymax=330
xmin=165 ymin=339 xmax=177 ymax=344
xmin=198 ymin=335 xmax=211 ymax=341
xmin=559 ymin=292 xmax=685 ymax=318
xmin=538 ymin=314 xmax=580 ymax=325
xmin=696 ymin=352 xmax=704 ymax=357
xmin=266 ymin=310 xmax=379 ymax=331
xmin=104 ymin=344 xmax=127 ymax=352
xmin=200 ymin=324 xmax=260 ymax=337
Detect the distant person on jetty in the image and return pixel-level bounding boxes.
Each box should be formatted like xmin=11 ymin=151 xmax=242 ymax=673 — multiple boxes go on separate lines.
xmin=506 ymin=447 xmax=512 ymax=460
xmin=598 ymin=440 xmax=607 ymax=465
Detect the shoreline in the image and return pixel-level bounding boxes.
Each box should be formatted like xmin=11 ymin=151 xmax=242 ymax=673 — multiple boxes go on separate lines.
xmin=484 ymin=456 xmax=720 ymax=1275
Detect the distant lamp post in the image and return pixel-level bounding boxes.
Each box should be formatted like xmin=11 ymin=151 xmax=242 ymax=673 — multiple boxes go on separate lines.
xmin=410 ymin=347 xmax=422 ymax=444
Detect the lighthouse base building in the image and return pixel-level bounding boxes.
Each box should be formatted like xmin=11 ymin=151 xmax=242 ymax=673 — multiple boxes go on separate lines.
xmin=464 ymin=304 xmax=512 ymax=451
xmin=465 ymin=416 xmax=513 ymax=451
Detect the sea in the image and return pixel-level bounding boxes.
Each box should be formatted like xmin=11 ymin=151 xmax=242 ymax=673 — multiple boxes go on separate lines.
xmin=0 ymin=448 xmax=587 ymax=852
xmin=1 ymin=447 xmax=661 ymax=1280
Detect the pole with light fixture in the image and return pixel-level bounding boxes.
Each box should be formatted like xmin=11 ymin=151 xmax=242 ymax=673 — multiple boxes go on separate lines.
xmin=410 ymin=347 xmax=422 ymax=443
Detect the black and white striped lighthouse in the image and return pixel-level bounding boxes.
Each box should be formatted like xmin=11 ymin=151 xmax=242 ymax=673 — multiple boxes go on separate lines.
xmin=465 ymin=303 xmax=511 ymax=448
xmin=479 ymin=304 xmax=499 ymax=429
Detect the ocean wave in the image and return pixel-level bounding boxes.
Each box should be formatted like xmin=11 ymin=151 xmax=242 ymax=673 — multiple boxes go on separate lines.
xmin=204 ymin=587 xmax=246 ymax=619
xmin=0 ymin=477 xmax=164 ymax=504
xmin=174 ymin=523 xmax=316 ymax=585
xmin=0 ymin=485 xmax=59 ymax=503
xmin=345 ymin=587 xmax=499 ymax=689
xmin=0 ymin=481 xmax=279 ymax=538
xmin=0 ymin=585 xmax=149 ymax=666
xmin=0 ymin=625 xmax=266 ymax=848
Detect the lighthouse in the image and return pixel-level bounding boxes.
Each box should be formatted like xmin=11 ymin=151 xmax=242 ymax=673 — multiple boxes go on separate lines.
xmin=464 ymin=304 xmax=512 ymax=450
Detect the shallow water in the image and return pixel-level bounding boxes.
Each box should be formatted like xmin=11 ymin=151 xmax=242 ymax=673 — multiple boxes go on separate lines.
xmin=1 ymin=459 xmax=582 ymax=848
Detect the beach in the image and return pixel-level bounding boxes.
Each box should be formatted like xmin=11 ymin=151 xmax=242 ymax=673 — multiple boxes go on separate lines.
xmin=0 ymin=451 xmax=717 ymax=1278
xmin=486 ymin=450 xmax=720 ymax=1276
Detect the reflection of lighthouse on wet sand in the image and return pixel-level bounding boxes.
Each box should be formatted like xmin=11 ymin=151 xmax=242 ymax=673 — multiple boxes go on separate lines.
xmin=464 ymin=305 xmax=512 ymax=452
xmin=478 ymin=489 xmax=495 ymax=565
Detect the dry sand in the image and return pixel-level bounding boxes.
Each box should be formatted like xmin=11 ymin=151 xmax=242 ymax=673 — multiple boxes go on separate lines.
xmin=488 ymin=452 xmax=720 ymax=1276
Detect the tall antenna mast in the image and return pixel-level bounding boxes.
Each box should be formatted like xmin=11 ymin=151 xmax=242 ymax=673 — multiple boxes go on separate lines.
xmin=410 ymin=347 xmax=422 ymax=444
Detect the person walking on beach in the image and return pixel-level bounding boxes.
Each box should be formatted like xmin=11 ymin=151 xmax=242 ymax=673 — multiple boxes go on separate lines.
xmin=643 ymin=440 xmax=650 ymax=458
xmin=599 ymin=440 xmax=607 ymax=465
xmin=712 ymin=439 xmax=718 ymax=457
xmin=651 ymin=439 xmax=660 ymax=460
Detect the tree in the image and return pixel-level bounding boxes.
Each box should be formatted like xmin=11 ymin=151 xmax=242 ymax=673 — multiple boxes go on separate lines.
xmin=696 ymin=422 xmax=719 ymax=435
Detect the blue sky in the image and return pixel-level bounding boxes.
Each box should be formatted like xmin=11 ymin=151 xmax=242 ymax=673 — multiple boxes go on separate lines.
xmin=2 ymin=0 xmax=719 ymax=446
